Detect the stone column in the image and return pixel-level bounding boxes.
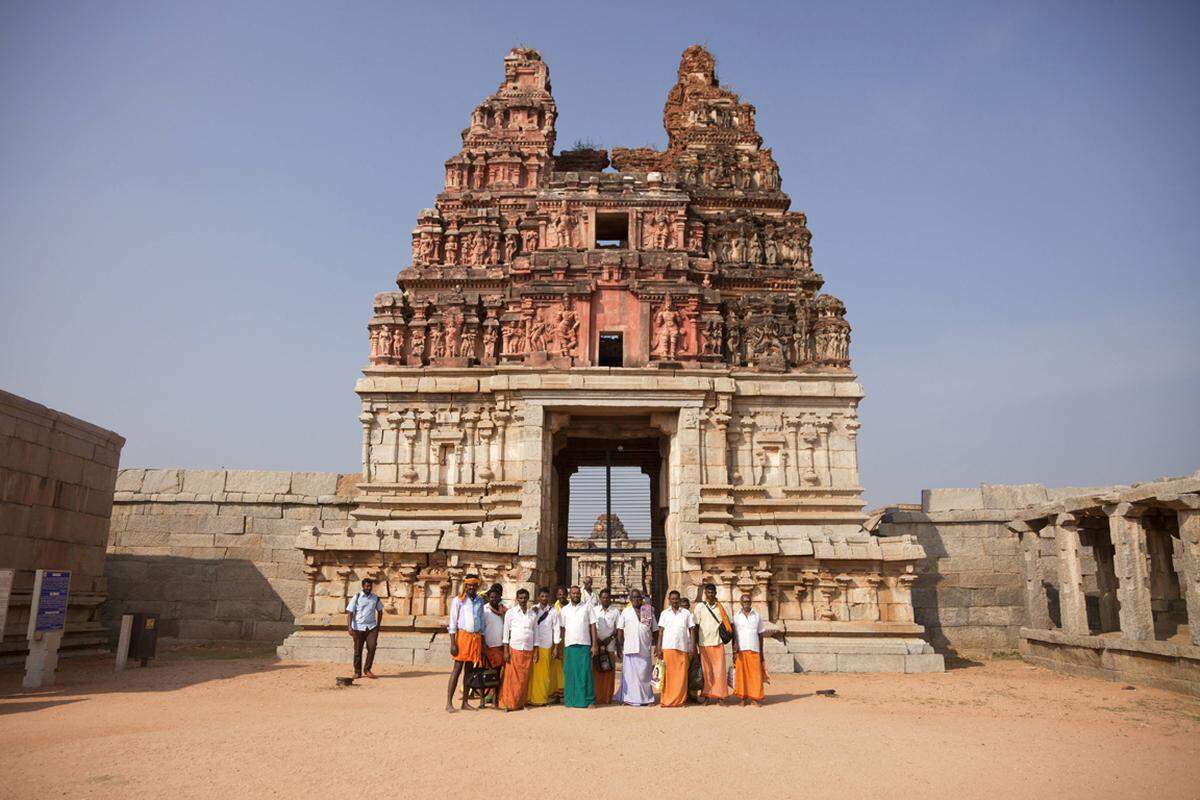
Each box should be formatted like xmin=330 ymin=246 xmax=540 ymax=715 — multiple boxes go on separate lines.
xmin=358 ymin=411 xmax=374 ymax=481
xmin=1164 ymin=495 xmax=1200 ymax=646
xmin=463 ymin=410 xmax=478 ymax=484
xmin=1105 ymin=502 xmax=1154 ymax=641
xmin=493 ymin=408 xmax=511 ymax=481
xmin=709 ymin=411 xmax=729 ymax=486
xmin=1052 ymin=514 xmax=1088 ymax=635
xmin=386 ymin=411 xmax=403 ymax=483
xmin=1091 ymin=538 xmax=1121 ymax=632
xmin=785 ymin=413 xmax=802 ymax=486
xmin=844 ymin=417 xmax=861 ymax=487
xmin=1011 ymin=521 xmax=1051 ymax=629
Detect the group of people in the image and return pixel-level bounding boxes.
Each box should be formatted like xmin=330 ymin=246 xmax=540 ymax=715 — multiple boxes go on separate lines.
xmin=439 ymin=575 xmax=769 ymax=711
xmin=345 ymin=574 xmax=770 ymax=711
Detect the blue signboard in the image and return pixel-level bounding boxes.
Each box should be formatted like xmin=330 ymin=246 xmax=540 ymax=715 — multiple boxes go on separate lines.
xmin=34 ymin=570 xmax=70 ymax=633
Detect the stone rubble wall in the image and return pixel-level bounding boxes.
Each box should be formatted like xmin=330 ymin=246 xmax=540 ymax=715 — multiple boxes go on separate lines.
xmin=0 ymin=389 xmax=125 ymax=661
xmin=876 ymin=482 xmax=1119 ymax=659
xmin=105 ymin=469 xmax=355 ymax=644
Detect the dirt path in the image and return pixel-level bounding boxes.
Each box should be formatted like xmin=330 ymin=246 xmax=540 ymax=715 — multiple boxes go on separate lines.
xmin=1 ymin=657 xmax=1197 ymax=799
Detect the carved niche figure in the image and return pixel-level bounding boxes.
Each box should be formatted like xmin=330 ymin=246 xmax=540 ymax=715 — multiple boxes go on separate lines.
xmin=746 ymin=228 xmax=761 ymax=263
xmin=482 ymin=323 xmax=499 ymax=360
xmin=445 ymin=233 xmax=459 ymax=265
xmin=729 ymin=227 xmax=746 ymax=263
xmin=652 ymin=294 xmax=683 ymax=359
xmin=488 ymin=234 xmax=500 ymax=265
xmin=792 ymin=318 xmax=809 ymax=367
xmin=409 ymin=325 xmax=427 ymax=363
xmin=552 ymin=294 xmax=580 ymax=356
xmin=643 ymin=209 xmax=671 ymax=250
xmin=369 ymin=327 xmax=380 ymax=360
xmin=442 ymin=310 xmax=463 ymax=359
xmin=503 ymin=233 xmax=517 ymax=263
xmin=551 ymin=208 xmax=573 ymax=249
xmin=762 ymin=225 xmax=778 ymax=266
xmin=470 ymin=232 xmax=488 ymax=266
xmin=521 ymin=227 xmax=539 ymax=254
xmin=377 ymin=326 xmax=393 ymax=361
xmin=527 ymin=313 xmax=550 ymax=352
xmin=702 ymin=317 xmax=723 ymax=356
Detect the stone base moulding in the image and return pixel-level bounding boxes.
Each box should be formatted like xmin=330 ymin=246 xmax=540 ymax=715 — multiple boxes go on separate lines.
xmin=1019 ymin=627 xmax=1200 ymax=697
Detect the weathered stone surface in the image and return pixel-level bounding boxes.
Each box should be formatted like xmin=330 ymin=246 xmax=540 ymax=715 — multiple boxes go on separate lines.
xmin=0 ymin=389 xmax=124 ymax=661
xmin=182 ymin=470 xmax=227 ymax=495
xmin=225 ymin=470 xmax=292 ymax=495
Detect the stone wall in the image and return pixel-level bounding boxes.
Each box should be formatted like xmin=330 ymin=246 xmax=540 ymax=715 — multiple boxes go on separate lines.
xmin=874 ymin=482 xmax=1113 ymax=659
xmin=104 ymin=469 xmax=355 ymax=644
xmin=0 ymin=389 xmax=124 ymax=662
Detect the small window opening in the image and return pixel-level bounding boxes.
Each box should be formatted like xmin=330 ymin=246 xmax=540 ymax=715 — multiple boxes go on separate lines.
xmin=595 ymin=212 xmax=629 ymax=249
xmin=598 ymin=332 xmax=623 ymax=367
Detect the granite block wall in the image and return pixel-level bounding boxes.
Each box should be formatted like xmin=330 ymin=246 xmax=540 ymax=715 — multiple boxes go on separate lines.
xmin=0 ymin=389 xmax=125 ymax=661
xmin=874 ymin=483 xmax=1112 ymax=659
xmin=104 ymin=469 xmax=355 ymax=644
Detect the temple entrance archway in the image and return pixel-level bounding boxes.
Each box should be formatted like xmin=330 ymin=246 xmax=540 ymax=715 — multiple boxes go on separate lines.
xmin=550 ymin=413 xmax=669 ymax=608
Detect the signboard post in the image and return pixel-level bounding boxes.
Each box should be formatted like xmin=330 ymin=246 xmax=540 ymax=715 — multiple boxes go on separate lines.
xmin=0 ymin=569 xmax=13 ymax=651
xmin=23 ymin=569 xmax=70 ymax=690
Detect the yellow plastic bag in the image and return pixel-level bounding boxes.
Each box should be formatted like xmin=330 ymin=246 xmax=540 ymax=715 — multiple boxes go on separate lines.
xmin=651 ymin=658 xmax=665 ymax=693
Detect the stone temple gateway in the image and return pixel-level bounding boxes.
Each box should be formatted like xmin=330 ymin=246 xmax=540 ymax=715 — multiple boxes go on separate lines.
xmin=280 ymin=46 xmax=942 ymax=672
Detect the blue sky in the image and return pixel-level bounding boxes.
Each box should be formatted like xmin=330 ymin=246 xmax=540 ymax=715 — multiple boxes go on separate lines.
xmin=1 ymin=1 xmax=1197 ymax=507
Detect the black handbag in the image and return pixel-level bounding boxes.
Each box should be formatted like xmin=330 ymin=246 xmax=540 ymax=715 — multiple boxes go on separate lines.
xmin=703 ymin=602 xmax=734 ymax=644
xmin=595 ymin=649 xmax=614 ymax=673
xmin=466 ymin=666 xmax=501 ymax=690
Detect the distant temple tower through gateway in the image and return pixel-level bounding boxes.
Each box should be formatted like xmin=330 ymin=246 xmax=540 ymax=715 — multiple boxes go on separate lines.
xmin=284 ymin=46 xmax=940 ymax=668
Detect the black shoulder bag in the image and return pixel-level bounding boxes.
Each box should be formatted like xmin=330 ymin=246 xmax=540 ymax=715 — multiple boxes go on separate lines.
xmin=703 ymin=602 xmax=734 ymax=645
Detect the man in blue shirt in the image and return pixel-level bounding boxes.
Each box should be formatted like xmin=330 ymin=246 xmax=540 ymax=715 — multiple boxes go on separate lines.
xmin=346 ymin=577 xmax=384 ymax=679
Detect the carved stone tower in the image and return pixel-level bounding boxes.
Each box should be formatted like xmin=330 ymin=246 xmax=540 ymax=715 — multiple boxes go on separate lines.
xmin=283 ymin=46 xmax=941 ymax=671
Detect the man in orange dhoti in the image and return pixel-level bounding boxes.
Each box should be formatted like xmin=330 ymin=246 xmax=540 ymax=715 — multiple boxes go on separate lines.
xmin=655 ymin=590 xmax=696 ymax=708
xmin=445 ymin=574 xmax=485 ymax=713
xmin=479 ymin=584 xmax=507 ymax=709
xmin=732 ymin=592 xmax=768 ymax=706
xmin=695 ymin=582 xmax=732 ymax=705
xmin=591 ymin=588 xmax=620 ymax=704
xmin=500 ymin=588 xmax=537 ymax=711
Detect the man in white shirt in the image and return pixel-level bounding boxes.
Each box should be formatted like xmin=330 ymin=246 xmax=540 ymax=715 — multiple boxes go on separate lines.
xmin=655 ymin=590 xmax=696 ymax=707
xmin=445 ymin=574 xmax=484 ymax=713
xmin=615 ymin=588 xmax=658 ymax=706
xmin=345 ymin=577 xmax=384 ymax=679
xmin=591 ymin=588 xmax=621 ymax=704
xmin=500 ymin=588 xmax=537 ymax=711
xmin=732 ymin=593 xmax=768 ymax=706
xmin=478 ymin=584 xmax=507 ymax=709
xmin=559 ymin=584 xmax=598 ymax=708
xmin=527 ymin=587 xmax=560 ymax=706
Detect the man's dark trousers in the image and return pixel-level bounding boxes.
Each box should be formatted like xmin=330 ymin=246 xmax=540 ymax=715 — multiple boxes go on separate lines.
xmin=352 ymin=626 xmax=379 ymax=675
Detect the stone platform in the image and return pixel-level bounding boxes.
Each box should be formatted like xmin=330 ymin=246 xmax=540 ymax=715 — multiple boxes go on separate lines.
xmin=277 ymin=629 xmax=943 ymax=674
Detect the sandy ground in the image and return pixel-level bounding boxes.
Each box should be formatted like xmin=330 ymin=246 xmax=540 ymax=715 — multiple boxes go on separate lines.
xmin=2 ymin=651 xmax=1198 ymax=800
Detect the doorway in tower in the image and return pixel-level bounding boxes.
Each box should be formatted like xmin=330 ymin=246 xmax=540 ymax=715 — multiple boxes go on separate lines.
xmin=551 ymin=414 xmax=668 ymax=609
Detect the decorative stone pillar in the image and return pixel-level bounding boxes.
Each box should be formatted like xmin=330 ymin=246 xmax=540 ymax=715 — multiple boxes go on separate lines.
xmin=1105 ymin=502 xmax=1154 ymax=641
xmin=462 ymin=410 xmax=479 ymax=484
xmin=843 ymin=415 xmax=861 ymax=487
xmin=1052 ymin=514 xmax=1088 ymax=635
xmin=358 ymin=411 xmax=374 ymax=481
xmin=1011 ymin=521 xmax=1051 ymax=629
xmin=704 ymin=409 xmax=730 ymax=486
xmin=1163 ymin=495 xmax=1200 ymax=646
xmin=417 ymin=409 xmax=434 ymax=483
xmin=493 ymin=407 xmax=511 ymax=481
xmin=386 ymin=411 xmax=403 ymax=483
xmin=1091 ymin=537 xmax=1121 ymax=632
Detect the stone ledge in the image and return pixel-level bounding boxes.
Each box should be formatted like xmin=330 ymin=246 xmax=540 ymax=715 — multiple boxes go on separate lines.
xmin=1020 ymin=627 xmax=1200 ymax=660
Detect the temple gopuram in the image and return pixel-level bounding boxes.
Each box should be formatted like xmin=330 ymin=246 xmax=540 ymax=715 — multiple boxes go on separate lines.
xmin=283 ymin=46 xmax=942 ymax=672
